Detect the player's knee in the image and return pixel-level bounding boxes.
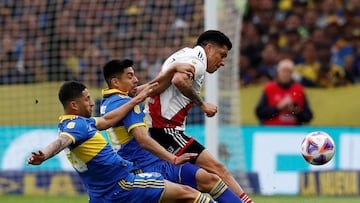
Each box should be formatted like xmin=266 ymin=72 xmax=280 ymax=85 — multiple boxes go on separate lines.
xmin=180 ymin=184 xmax=196 ymax=193
xmin=196 ymin=169 xmax=221 ymax=192
xmin=213 ymin=161 xmax=234 ymax=180
xmin=181 ymin=184 xmax=200 ymax=198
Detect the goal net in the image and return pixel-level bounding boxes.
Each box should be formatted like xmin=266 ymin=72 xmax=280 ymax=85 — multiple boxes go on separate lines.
xmin=0 ymin=0 xmax=249 ymax=195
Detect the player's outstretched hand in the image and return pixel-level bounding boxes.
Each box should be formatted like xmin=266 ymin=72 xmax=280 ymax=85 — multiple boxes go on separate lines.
xmin=200 ymin=102 xmax=218 ymax=117
xmin=174 ymin=153 xmax=198 ymax=165
xmin=134 ymin=82 xmax=159 ymax=103
xmin=27 ymin=150 xmax=46 ymax=165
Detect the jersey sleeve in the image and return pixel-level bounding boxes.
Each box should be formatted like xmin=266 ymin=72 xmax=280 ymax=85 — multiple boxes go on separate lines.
xmin=60 ymin=118 xmax=93 ymax=144
xmin=181 ymin=50 xmax=206 ymax=79
xmin=103 ymin=96 xmax=130 ymax=127
xmin=162 ymin=48 xmax=206 ymax=80
xmin=104 ymin=96 xmax=129 ymax=113
xmin=123 ymin=104 xmax=146 ymax=132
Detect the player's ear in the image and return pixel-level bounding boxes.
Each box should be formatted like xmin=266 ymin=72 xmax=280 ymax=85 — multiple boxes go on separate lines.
xmin=69 ymin=100 xmax=78 ymax=111
xmin=204 ymin=43 xmax=214 ymax=53
xmin=111 ymin=77 xmax=119 ymax=87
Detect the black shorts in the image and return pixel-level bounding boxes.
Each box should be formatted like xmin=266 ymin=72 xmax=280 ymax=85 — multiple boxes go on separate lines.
xmin=149 ymin=128 xmax=205 ymax=164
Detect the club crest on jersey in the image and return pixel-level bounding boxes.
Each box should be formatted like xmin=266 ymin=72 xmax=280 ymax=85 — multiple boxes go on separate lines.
xmin=134 ymin=105 xmax=141 ymax=114
xmin=192 ymin=60 xmax=197 ymax=65
xmin=67 ymin=122 xmax=76 ymax=129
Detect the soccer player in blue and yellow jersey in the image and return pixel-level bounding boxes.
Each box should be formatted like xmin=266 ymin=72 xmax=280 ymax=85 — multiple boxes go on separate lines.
xmin=28 ymin=81 xmax=216 ymax=203
xmin=100 ymin=59 xmax=243 ymax=203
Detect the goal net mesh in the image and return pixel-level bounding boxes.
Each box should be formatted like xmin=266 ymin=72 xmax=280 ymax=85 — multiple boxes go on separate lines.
xmin=0 ymin=0 xmax=248 ymax=195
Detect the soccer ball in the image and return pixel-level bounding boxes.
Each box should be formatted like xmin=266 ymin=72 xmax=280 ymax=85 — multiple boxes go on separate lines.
xmin=301 ymin=131 xmax=335 ymax=165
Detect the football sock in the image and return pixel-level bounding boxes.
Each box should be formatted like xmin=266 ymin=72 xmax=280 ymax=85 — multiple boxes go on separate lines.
xmin=194 ymin=193 xmax=215 ymax=203
xmin=209 ymin=180 xmax=243 ymax=203
xmin=240 ymin=192 xmax=254 ymax=203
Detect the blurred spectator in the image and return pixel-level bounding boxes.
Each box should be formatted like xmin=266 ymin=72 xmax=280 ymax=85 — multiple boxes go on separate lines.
xmin=241 ymin=22 xmax=264 ymax=68
xmin=343 ymin=53 xmax=356 ymax=84
xmin=80 ymin=45 xmax=105 ymax=88
xmin=294 ymin=41 xmax=347 ymax=87
xmin=20 ymin=41 xmax=47 ymax=83
xmin=352 ymin=29 xmax=360 ymax=81
xmin=316 ymin=0 xmax=345 ymax=29
xmin=316 ymin=43 xmax=347 ymax=87
xmin=245 ymin=0 xmax=274 ymax=40
xmin=255 ymin=59 xmax=313 ymax=125
xmin=291 ymin=0 xmax=308 ymax=19
xmin=239 ymin=54 xmax=268 ymax=87
xmin=280 ymin=27 xmax=304 ymax=63
xmin=331 ymin=23 xmax=356 ymax=67
xmin=0 ymin=51 xmax=20 ymax=84
xmin=303 ymin=9 xmax=319 ymax=34
xmin=257 ymin=43 xmax=279 ymax=80
xmin=294 ymin=40 xmax=320 ymax=87
xmin=309 ymin=27 xmax=330 ymax=46
xmin=283 ymin=13 xmax=303 ymax=31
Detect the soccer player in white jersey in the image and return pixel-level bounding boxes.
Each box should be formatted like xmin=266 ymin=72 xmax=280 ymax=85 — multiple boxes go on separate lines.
xmin=145 ymin=30 xmax=254 ymax=203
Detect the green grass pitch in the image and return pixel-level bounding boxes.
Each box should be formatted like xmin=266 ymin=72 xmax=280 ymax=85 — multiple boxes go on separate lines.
xmin=1 ymin=195 xmax=360 ymax=203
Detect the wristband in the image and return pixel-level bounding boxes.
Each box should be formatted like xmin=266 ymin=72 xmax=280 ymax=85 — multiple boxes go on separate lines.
xmin=173 ymin=156 xmax=177 ymax=165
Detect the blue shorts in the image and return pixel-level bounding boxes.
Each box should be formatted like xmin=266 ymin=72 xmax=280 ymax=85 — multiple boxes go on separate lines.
xmin=88 ymin=172 xmax=165 ymax=203
xmin=139 ymin=160 xmax=199 ymax=189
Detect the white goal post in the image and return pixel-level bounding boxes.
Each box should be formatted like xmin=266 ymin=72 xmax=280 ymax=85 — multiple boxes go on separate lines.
xmin=204 ymin=0 xmax=245 ymax=164
xmin=204 ymin=0 xmax=220 ymax=160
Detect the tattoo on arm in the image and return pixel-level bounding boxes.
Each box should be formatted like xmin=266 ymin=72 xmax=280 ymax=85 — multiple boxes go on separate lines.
xmin=181 ymin=87 xmax=204 ymax=106
xmin=173 ymin=72 xmax=204 ymax=106
xmin=44 ymin=135 xmax=72 ymax=160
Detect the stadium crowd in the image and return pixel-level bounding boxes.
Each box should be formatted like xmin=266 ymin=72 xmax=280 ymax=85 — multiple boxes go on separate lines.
xmin=241 ymin=0 xmax=360 ymax=87
xmin=0 ymin=0 xmax=203 ymax=86
xmin=1 ymin=0 xmax=360 ymax=88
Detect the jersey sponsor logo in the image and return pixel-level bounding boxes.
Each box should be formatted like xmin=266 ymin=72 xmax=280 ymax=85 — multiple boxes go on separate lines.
xmin=66 ymin=122 xmax=75 ymax=129
xmin=147 ymin=98 xmax=155 ymax=104
xmin=87 ymin=125 xmax=93 ymax=131
xmin=134 ymin=105 xmax=141 ymax=114
xmin=100 ymin=105 xmax=106 ymax=115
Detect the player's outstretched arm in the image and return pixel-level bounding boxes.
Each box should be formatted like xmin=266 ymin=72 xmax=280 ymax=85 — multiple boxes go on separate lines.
xmin=27 ymin=134 xmax=72 ymax=165
xmin=136 ymin=63 xmax=194 ymax=96
xmin=97 ymin=83 xmax=158 ymax=130
xmin=131 ymin=126 xmax=197 ymax=165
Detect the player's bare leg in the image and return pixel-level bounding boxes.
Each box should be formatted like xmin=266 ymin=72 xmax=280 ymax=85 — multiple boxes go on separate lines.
xmin=195 ymin=149 xmax=253 ymax=203
xmin=161 ymin=179 xmax=215 ymax=203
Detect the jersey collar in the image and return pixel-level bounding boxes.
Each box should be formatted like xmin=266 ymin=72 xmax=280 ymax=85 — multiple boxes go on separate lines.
xmin=59 ymin=115 xmax=78 ymax=122
xmin=102 ymin=88 xmax=128 ymax=96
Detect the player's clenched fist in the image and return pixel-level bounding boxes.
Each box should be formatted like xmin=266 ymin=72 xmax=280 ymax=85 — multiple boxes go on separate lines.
xmin=200 ymin=102 xmax=218 ymax=117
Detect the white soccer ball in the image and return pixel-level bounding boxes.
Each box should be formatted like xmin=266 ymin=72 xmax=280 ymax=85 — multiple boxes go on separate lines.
xmin=301 ymin=131 xmax=336 ymax=165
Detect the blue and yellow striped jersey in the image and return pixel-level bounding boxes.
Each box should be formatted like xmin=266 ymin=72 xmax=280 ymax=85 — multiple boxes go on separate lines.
xmin=101 ymin=89 xmax=159 ymax=170
xmin=58 ymin=115 xmax=133 ymax=196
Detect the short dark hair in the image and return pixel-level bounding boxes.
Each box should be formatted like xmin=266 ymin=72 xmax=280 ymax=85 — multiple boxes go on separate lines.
xmin=196 ymin=30 xmax=232 ymax=50
xmin=103 ymin=59 xmax=133 ymax=86
xmin=58 ymin=81 xmax=87 ymax=108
